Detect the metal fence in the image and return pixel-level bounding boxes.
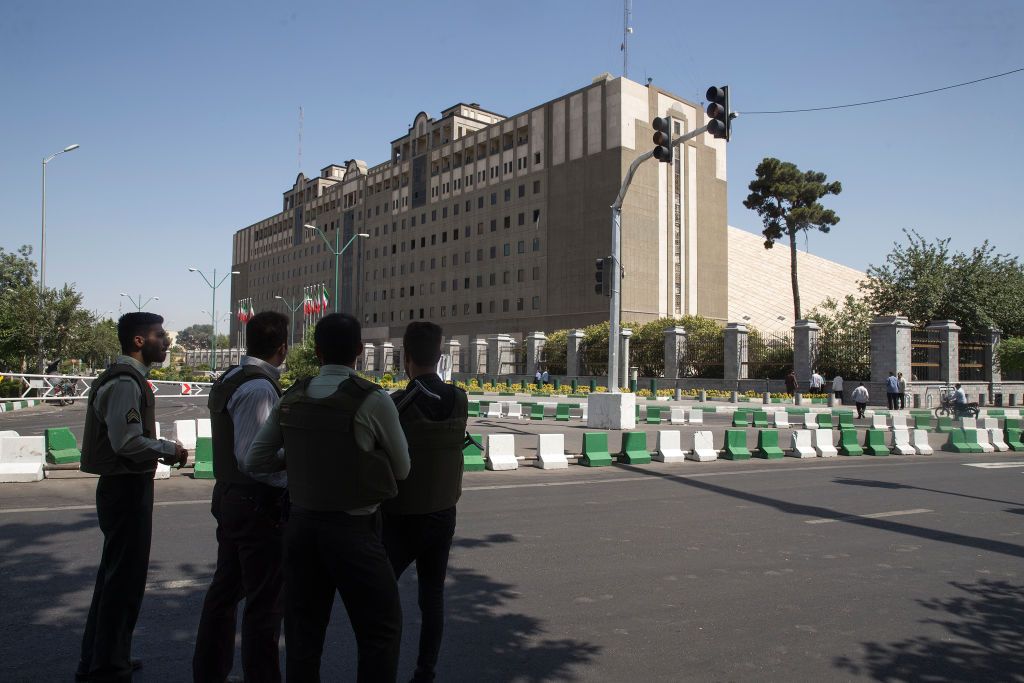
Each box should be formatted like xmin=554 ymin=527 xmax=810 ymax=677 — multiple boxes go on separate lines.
xmin=911 ymin=328 xmax=943 ymax=382
xmin=679 ymin=332 xmax=725 ymax=378
xmin=815 ymin=330 xmax=871 ymax=381
xmin=959 ymin=335 xmax=989 ymax=382
xmin=746 ymin=331 xmax=793 ymax=379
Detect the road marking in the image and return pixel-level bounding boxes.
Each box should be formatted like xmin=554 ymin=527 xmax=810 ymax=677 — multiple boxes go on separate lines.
xmin=147 ymin=577 xmax=211 ymax=591
xmin=962 ymin=462 xmax=1024 ymax=469
xmin=805 ymin=508 xmax=933 ymax=525
xmin=0 ymin=499 xmax=210 ymax=515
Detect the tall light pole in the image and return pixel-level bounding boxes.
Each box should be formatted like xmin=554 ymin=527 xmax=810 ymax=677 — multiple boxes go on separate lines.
xmin=119 ymin=292 xmax=159 ymax=311
xmin=304 ymin=224 xmax=368 ymax=313
xmin=188 ymin=267 xmax=238 ymax=373
xmin=37 ymin=143 xmax=79 ymax=371
xmin=275 ymin=295 xmax=303 ymax=347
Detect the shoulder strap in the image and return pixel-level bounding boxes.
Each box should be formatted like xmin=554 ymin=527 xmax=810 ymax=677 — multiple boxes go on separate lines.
xmin=209 ymin=365 xmax=281 ymax=412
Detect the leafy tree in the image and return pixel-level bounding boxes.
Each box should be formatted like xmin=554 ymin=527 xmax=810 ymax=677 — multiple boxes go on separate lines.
xmin=175 ymin=324 xmax=228 ymax=351
xmin=632 ymin=315 xmax=725 ymax=377
xmin=997 ymin=337 xmax=1024 ymax=375
xmin=0 ymin=245 xmax=36 ymax=290
xmin=743 ymin=158 xmax=842 ymax=321
xmin=281 ymin=334 xmax=318 ymax=386
xmin=804 ymin=295 xmax=874 ymax=339
xmin=540 ymin=329 xmax=567 ymax=375
xmin=861 ymin=230 xmax=1024 ymax=336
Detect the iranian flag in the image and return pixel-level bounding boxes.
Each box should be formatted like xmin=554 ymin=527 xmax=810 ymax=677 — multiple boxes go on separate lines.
xmin=247 ymin=300 xmax=255 ymax=320
xmin=321 ymin=284 xmax=329 ymax=312
xmin=237 ymin=302 xmax=244 ymax=322
xmin=303 ymin=289 xmax=312 ymax=315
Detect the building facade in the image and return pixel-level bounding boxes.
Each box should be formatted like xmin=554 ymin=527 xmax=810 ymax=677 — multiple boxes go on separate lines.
xmin=229 ymin=75 xmax=728 ymax=346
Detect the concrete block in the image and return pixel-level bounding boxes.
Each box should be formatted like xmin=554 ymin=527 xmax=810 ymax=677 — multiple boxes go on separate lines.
xmin=506 ymin=403 xmax=523 ymax=419
xmin=0 ymin=430 xmax=20 ymax=438
xmin=891 ymin=415 xmax=908 ymax=430
xmin=790 ymin=431 xmax=816 ymax=458
xmin=175 ymin=419 xmax=197 ymax=450
xmin=688 ymin=431 xmax=717 ymax=462
xmin=773 ymin=411 xmax=790 ymax=428
xmin=486 ymin=434 xmax=519 ymax=470
xmin=872 ymin=414 xmax=888 ymax=430
xmin=669 ymin=407 xmax=686 ymax=425
xmin=813 ymin=429 xmax=838 ymax=457
xmin=989 ymin=428 xmax=1009 ymax=452
xmin=911 ymin=429 xmax=934 ymax=455
xmin=892 ymin=429 xmax=916 ymax=455
xmin=975 ymin=428 xmax=996 ymax=453
xmin=0 ymin=436 xmax=46 ymax=482
xmin=803 ymin=413 xmax=819 ymax=430
xmin=688 ymin=408 xmax=703 ymax=425
xmin=155 ymin=463 xmax=171 ymax=480
xmin=197 ymin=418 xmax=212 ymax=438
xmin=981 ymin=417 xmax=999 ymax=431
xmin=586 ymin=392 xmax=636 ymax=430
xmin=654 ymin=430 xmax=686 ymax=463
xmin=536 ymin=433 xmax=568 ymax=469
xmin=960 ymin=417 xmax=977 ymax=431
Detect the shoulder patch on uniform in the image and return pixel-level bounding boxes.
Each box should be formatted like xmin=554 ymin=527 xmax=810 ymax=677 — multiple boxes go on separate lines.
xmin=125 ymin=408 xmax=142 ymax=424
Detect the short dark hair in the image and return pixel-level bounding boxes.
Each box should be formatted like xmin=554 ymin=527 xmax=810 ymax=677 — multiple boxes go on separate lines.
xmin=314 ymin=313 xmax=362 ymax=365
xmin=403 ymin=321 xmax=443 ymax=367
xmin=117 ymin=312 xmax=164 ymax=353
xmin=246 ymin=311 xmax=289 ymax=358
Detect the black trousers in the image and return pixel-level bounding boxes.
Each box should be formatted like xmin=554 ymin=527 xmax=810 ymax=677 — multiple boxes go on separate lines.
xmin=887 ymin=392 xmax=899 ymax=410
xmin=193 ymin=481 xmax=286 ymax=683
xmin=79 ymin=473 xmax=154 ymax=682
xmin=284 ymin=507 xmax=402 ymax=682
xmin=899 ymin=392 xmax=906 ymax=409
xmin=856 ymin=402 xmax=867 ymax=419
xmin=382 ymin=507 xmax=457 ymax=680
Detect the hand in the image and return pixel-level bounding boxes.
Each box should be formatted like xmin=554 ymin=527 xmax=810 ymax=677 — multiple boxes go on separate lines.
xmin=160 ymin=443 xmax=188 ymax=468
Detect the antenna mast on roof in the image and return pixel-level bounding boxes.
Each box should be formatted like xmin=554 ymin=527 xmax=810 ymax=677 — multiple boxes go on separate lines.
xmin=621 ymin=0 xmax=633 ymax=79
xmin=297 ymin=106 xmax=303 ymax=171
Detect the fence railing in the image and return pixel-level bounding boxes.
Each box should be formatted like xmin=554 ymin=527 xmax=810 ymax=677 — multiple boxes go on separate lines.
xmin=911 ymin=328 xmax=943 ymax=382
xmin=746 ymin=331 xmax=793 ymax=379
xmin=959 ymin=335 xmax=989 ymax=382
xmin=679 ymin=333 xmax=725 ymax=379
xmin=815 ymin=330 xmax=871 ymax=381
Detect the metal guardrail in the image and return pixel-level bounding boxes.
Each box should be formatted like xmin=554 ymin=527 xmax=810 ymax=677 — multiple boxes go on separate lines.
xmin=0 ymin=373 xmax=213 ymax=402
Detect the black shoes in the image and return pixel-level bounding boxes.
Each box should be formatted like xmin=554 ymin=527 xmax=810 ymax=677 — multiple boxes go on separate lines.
xmin=74 ymin=658 xmax=143 ymax=681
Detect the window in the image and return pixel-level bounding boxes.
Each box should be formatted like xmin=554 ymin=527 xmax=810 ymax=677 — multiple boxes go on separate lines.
xmin=442 ymin=231 xmax=448 ymax=243
xmin=532 ymin=266 xmax=540 ymax=280
xmin=431 ymin=210 xmax=437 ymax=221
xmin=490 ymin=246 xmax=497 ymax=258
xmin=476 ymin=302 xmax=482 ymax=314
xmin=489 ymin=273 xmax=496 ymax=286
xmin=490 ymin=193 xmax=497 ymax=205
xmin=516 ymin=297 xmax=524 ymax=311
xmin=503 ymin=271 xmax=510 ymax=284
xmin=517 ymin=268 xmax=525 ymax=283
xmin=518 ymin=213 xmax=525 ymax=226
xmin=502 ymin=299 xmax=509 ymax=312
xmin=533 ymin=180 xmax=541 ymax=194
xmin=478 ymin=197 xmax=484 ymax=209
xmin=534 ymin=152 xmax=541 ymax=165
xmin=533 ymin=209 xmax=541 ymax=224
xmin=476 ymin=275 xmax=483 ymax=287
xmin=504 ymin=189 xmax=511 ymax=202
xmin=518 ymin=240 xmax=525 ymax=254
xmin=518 ymin=184 xmax=525 ymax=198
xmin=532 ymin=296 xmax=540 ymax=310
xmin=490 ymin=219 xmax=497 ymax=232
xmin=465 ymin=277 xmax=471 ymax=288
xmin=532 ymin=237 xmax=540 ymax=251
xmin=502 ymin=243 xmax=510 ymax=256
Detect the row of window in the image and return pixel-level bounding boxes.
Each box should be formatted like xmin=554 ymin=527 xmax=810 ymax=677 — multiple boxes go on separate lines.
xmin=367 ymin=296 xmax=542 ymax=324
xmin=369 ymin=265 xmax=543 ymax=302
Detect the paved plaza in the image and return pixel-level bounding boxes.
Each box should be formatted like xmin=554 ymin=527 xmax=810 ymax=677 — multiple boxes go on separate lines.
xmin=2 ymin=401 xmax=1023 ymax=681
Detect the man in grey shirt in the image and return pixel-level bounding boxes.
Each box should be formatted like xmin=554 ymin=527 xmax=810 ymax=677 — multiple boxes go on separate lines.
xmin=245 ymin=313 xmax=409 ymax=681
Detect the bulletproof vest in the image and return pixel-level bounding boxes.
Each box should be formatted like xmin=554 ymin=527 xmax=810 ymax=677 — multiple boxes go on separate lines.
xmin=208 ymin=364 xmax=281 ymax=486
xmin=278 ymin=375 xmax=398 ymax=511
xmin=384 ymin=387 xmax=468 ymax=515
xmin=81 ymin=363 xmax=157 ymax=476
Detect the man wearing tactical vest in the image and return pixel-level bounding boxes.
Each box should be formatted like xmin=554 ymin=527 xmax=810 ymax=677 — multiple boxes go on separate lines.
xmin=193 ymin=311 xmax=290 ymax=683
xmin=244 ymin=313 xmax=410 ymax=682
xmin=77 ymin=312 xmax=188 ymax=682
xmin=383 ymin=322 xmax=468 ymax=683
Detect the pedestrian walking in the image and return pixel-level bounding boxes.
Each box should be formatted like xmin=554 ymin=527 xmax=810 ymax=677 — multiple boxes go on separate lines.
xmin=383 ymin=322 xmax=469 ymax=683
xmin=77 ymin=312 xmax=188 ymax=682
xmin=832 ymin=374 xmax=844 ymax=401
xmin=886 ymin=371 xmax=900 ymax=411
xmin=851 ymin=382 xmax=869 ymax=419
xmin=534 ymin=368 xmax=542 ymax=385
xmin=809 ymin=370 xmax=824 ymax=393
xmin=193 ymin=311 xmax=290 ymax=683
xmin=541 ymin=368 xmax=549 ymax=384
xmin=245 ymin=313 xmax=410 ymax=682
xmin=898 ymin=372 xmax=908 ymax=410
xmin=785 ymin=370 xmax=797 ymax=396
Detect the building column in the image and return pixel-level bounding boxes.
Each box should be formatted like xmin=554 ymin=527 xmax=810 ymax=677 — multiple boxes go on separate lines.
xmin=870 ymin=315 xmax=913 ymax=383
xmin=926 ymin=319 xmax=961 ymax=385
xmin=566 ymin=329 xmax=585 ymax=377
xmin=470 ymin=338 xmax=488 ymax=375
xmin=362 ymin=343 xmax=376 ymax=372
xmin=792 ymin=319 xmax=821 ymax=386
xmin=724 ymin=323 xmax=748 ymax=381
xmin=487 ymin=334 xmax=514 ymax=377
xmin=378 ymin=342 xmax=395 ymax=374
xmin=445 ymin=339 xmax=461 ymax=374
xmin=620 ymin=328 xmax=633 ymax=388
xmin=525 ymin=331 xmax=547 ymax=377
xmin=663 ymin=326 xmax=687 ymax=379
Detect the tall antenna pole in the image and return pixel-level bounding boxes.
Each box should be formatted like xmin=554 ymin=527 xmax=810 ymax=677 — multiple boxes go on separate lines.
xmin=622 ymin=0 xmax=633 ymax=79
xmin=298 ymin=105 xmax=304 ymax=171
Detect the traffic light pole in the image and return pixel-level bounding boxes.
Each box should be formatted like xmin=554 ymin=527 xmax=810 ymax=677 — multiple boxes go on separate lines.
xmin=607 ymin=122 xmax=713 ymax=392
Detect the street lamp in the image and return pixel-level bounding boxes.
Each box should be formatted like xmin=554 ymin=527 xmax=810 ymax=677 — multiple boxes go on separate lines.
xmin=274 ymin=295 xmax=303 ymax=347
xmin=303 ymin=223 xmax=369 ymax=313
xmin=37 ymin=143 xmax=79 ymax=371
xmin=188 ymin=267 xmax=239 ymax=372
xmin=119 ymin=292 xmax=159 ymax=311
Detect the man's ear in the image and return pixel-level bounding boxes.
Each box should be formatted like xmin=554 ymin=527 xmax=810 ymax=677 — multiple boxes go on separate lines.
xmin=314 ymin=345 xmax=323 ymax=363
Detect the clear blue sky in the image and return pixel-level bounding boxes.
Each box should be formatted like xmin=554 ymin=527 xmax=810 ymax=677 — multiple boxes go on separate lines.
xmin=2 ymin=0 xmax=1021 ymax=331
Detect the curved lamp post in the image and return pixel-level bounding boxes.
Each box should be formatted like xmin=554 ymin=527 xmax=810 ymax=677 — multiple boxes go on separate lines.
xmin=303 ymin=224 xmax=369 ymax=313
xmin=188 ymin=267 xmax=239 ymax=372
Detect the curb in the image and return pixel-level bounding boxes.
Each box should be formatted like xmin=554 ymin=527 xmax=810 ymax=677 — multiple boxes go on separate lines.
xmin=0 ymin=400 xmax=42 ymax=413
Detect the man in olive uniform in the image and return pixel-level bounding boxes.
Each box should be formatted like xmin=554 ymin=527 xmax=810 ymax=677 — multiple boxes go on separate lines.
xmin=245 ymin=313 xmax=410 ymax=682
xmin=193 ymin=311 xmax=290 ymax=683
xmin=77 ymin=312 xmax=188 ymax=682
xmin=383 ymin=322 xmax=468 ymax=683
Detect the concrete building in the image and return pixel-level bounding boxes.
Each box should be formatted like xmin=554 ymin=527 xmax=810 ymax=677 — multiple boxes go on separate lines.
xmin=229 ymin=75 xmax=729 ymax=345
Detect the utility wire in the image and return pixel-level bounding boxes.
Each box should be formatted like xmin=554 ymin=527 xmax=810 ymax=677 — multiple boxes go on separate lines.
xmin=742 ymin=67 xmax=1024 ymax=114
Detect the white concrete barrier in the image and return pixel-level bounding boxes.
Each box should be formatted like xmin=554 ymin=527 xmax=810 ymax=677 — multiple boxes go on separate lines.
xmin=669 ymin=407 xmax=686 ymax=425
xmin=790 ymin=431 xmax=816 ymax=458
xmin=989 ymin=428 xmax=1010 ymax=452
xmin=911 ymin=429 xmax=934 ymax=455
xmin=0 ymin=430 xmax=20 ymax=438
xmin=981 ymin=417 xmax=999 ymax=431
xmin=688 ymin=431 xmax=717 ymax=462
xmin=536 ymin=433 xmax=568 ymax=469
xmin=486 ymin=403 xmax=502 ymax=419
xmin=773 ymin=411 xmax=790 ymax=428
xmin=813 ymin=429 xmax=838 ymax=457
xmin=654 ymin=430 xmax=686 ymax=463
xmin=485 ymin=434 xmax=519 ymax=470
xmin=960 ymin=416 xmax=977 ymax=431
xmin=871 ymin=414 xmax=888 ymax=430
xmin=891 ymin=415 xmax=908 ymax=430
xmin=506 ymin=403 xmax=523 ymax=419
xmin=197 ymin=418 xmax=212 ymax=438
xmin=688 ymin=408 xmax=703 ymax=425
xmin=975 ymin=428 xmax=996 ymax=453
xmin=803 ymin=413 xmax=819 ymax=430
xmin=892 ymin=429 xmax=916 ymax=455
xmin=0 ymin=435 xmax=45 ymax=482
xmin=174 ymin=419 xmax=197 ymax=450
xmin=1005 ymin=409 xmax=1021 ymax=418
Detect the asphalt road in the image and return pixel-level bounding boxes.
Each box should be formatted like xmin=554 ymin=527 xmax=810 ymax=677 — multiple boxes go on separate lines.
xmin=2 ymin=402 xmax=1023 ymax=681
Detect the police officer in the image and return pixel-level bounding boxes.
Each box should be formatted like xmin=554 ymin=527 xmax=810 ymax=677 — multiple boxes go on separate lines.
xmin=193 ymin=311 xmax=290 ymax=683
xmin=77 ymin=312 xmax=188 ymax=682
xmin=383 ymin=322 xmax=468 ymax=683
xmin=244 ymin=313 xmax=410 ymax=682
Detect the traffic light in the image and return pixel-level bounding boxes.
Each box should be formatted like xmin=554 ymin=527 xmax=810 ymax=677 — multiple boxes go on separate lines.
xmin=651 ymin=116 xmax=673 ymax=163
xmin=594 ymin=257 xmax=611 ymax=296
xmin=706 ymin=86 xmax=731 ymax=141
